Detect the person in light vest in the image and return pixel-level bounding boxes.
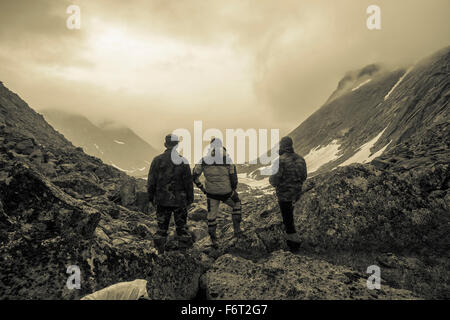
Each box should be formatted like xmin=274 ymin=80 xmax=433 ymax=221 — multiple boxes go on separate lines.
xmin=192 ymin=138 xmax=242 ymax=249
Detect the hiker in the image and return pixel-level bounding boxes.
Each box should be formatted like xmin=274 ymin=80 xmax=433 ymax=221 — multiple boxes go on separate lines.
xmin=192 ymin=138 xmax=242 ymax=249
xmin=269 ymin=136 xmax=307 ymax=251
xmin=147 ymin=134 xmax=194 ymax=254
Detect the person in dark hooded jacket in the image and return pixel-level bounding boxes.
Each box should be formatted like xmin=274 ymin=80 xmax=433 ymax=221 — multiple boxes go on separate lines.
xmin=269 ymin=136 xmax=307 ymax=250
xmin=147 ymin=134 xmax=194 ymax=253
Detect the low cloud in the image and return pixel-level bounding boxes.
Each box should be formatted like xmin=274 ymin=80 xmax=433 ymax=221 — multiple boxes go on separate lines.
xmin=0 ymin=0 xmax=448 ymax=146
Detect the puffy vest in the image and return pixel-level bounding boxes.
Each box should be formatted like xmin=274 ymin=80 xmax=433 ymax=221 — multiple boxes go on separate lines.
xmin=193 ymin=154 xmax=236 ymax=195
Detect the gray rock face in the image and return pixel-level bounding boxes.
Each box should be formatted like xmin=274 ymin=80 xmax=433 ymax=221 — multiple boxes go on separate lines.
xmin=294 ymin=162 xmax=449 ymax=253
xmin=0 ymin=199 xmax=10 ymax=242
xmin=0 ymin=81 xmax=206 ymax=300
xmin=0 ymin=163 xmax=101 ymax=240
xmin=188 ymin=204 xmax=208 ymax=222
xmin=203 ymin=251 xmax=417 ymax=300
xmin=14 ymin=138 xmax=35 ymax=155
xmin=0 ymin=163 xmax=205 ymax=300
xmin=146 ymin=251 xmax=205 ymax=299
xmin=119 ymin=178 xmax=137 ymax=207
xmin=52 ymin=172 xmax=106 ymax=199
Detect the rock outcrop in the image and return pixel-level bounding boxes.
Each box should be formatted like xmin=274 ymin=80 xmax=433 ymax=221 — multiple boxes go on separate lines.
xmin=0 ymin=81 xmax=206 ymax=300
xmin=202 ymin=251 xmax=417 ymax=300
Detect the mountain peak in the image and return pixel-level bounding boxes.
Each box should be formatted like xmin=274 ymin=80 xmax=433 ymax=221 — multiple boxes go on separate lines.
xmin=289 ymin=45 xmax=449 ymax=175
xmin=327 ymin=63 xmax=389 ymax=103
xmin=41 ymin=109 xmax=158 ymax=177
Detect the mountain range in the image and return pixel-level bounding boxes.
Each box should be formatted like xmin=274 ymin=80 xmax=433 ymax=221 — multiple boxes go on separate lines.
xmin=246 ymin=46 xmax=449 ymax=181
xmin=41 ymin=110 xmax=158 ymax=177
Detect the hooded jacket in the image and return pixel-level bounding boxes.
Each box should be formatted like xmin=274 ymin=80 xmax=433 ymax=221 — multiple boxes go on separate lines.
xmin=269 ymin=142 xmax=307 ymax=202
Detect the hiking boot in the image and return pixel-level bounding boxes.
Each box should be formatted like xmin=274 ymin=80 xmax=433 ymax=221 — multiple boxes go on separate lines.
xmin=284 ymin=232 xmax=301 ymax=244
xmin=177 ymin=234 xmax=193 ymax=252
xmin=210 ymin=237 xmax=219 ymax=249
xmin=232 ymin=225 xmax=242 ymax=239
xmin=286 ymin=240 xmax=301 ymax=253
xmin=153 ymin=237 xmax=166 ymax=254
xmin=232 ymin=215 xmax=242 ymax=238
xmin=208 ymin=225 xmax=219 ymax=249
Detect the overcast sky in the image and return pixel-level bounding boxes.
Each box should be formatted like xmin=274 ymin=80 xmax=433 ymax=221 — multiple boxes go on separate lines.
xmin=0 ymin=0 xmax=448 ymax=148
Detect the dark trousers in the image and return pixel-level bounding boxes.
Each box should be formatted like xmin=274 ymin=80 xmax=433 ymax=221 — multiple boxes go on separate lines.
xmin=278 ymin=201 xmax=296 ymax=234
xmin=155 ymin=205 xmax=188 ymax=238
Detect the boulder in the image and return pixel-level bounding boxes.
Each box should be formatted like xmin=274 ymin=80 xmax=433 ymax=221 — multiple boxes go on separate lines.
xmin=292 ymin=164 xmax=449 ymax=253
xmin=135 ymin=191 xmax=150 ymax=213
xmin=0 ymin=199 xmax=10 ymax=242
xmin=119 ymin=178 xmax=137 ymax=207
xmin=145 ymin=251 xmax=205 ymax=299
xmin=14 ymin=138 xmax=35 ymax=155
xmin=0 ymin=164 xmax=105 ymax=299
xmin=188 ymin=204 xmax=208 ymax=222
xmin=203 ymin=251 xmax=418 ymax=300
xmin=52 ymin=173 xmax=106 ymax=198
xmin=0 ymin=163 xmax=100 ymax=240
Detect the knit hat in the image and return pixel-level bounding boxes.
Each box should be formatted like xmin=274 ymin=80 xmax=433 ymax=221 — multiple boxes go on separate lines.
xmin=164 ymin=134 xmax=180 ymax=148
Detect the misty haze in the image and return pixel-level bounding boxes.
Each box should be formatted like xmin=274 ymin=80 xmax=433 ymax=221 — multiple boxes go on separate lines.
xmin=0 ymin=0 xmax=449 ymax=305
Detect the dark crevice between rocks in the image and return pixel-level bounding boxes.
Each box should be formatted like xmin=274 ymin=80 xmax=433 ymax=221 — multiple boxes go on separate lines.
xmin=193 ymin=279 xmax=208 ymax=300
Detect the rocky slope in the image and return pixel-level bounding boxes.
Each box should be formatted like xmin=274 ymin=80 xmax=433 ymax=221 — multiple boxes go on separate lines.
xmin=248 ymin=46 xmax=449 ymax=179
xmin=202 ymin=251 xmax=416 ymax=300
xmin=0 ymin=45 xmax=448 ymax=300
xmin=193 ymin=47 xmax=449 ymax=299
xmin=0 ymin=81 xmax=206 ymax=299
xmin=41 ymin=109 xmax=158 ymax=178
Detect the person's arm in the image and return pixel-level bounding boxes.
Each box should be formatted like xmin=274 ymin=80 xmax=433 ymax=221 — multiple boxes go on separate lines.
xmin=229 ymin=164 xmax=238 ymax=191
xmin=192 ymin=162 xmax=206 ymax=193
xmin=295 ymin=156 xmax=307 ymax=183
xmin=300 ymin=157 xmax=307 ymax=183
xmin=147 ymin=158 xmax=158 ymax=204
xmin=183 ymin=163 xmax=194 ymax=205
xmin=269 ymin=158 xmax=283 ymax=187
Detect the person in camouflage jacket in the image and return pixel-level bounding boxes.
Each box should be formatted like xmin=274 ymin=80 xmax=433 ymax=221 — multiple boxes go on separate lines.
xmin=269 ymin=136 xmax=307 ymax=251
xmin=147 ymin=134 xmax=194 ymax=253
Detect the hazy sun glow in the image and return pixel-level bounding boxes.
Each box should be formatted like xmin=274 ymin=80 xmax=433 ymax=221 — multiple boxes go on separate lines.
xmin=43 ymin=20 xmax=254 ymax=111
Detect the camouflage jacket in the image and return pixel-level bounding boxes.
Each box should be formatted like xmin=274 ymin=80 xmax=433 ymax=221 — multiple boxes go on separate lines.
xmin=269 ymin=150 xmax=307 ymax=202
xmin=147 ymin=148 xmax=194 ymax=207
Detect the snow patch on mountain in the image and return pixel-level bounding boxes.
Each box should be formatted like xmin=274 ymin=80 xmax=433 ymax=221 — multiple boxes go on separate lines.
xmin=384 ymin=67 xmax=413 ymax=100
xmin=351 ymin=79 xmax=372 ymax=91
xmin=238 ymin=173 xmax=271 ymax=189
xmin=304 ymin=140 xmax=342 ymax=173
xmin=250 ymin=163 xmax=276 ymax=178
xmin=339 ymin=128 xmax=388 ymax=166
xmin=110 ymin=162 xmax=147 ymax=174
xmin=93 ymin=143 xmax=104 ymax=155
